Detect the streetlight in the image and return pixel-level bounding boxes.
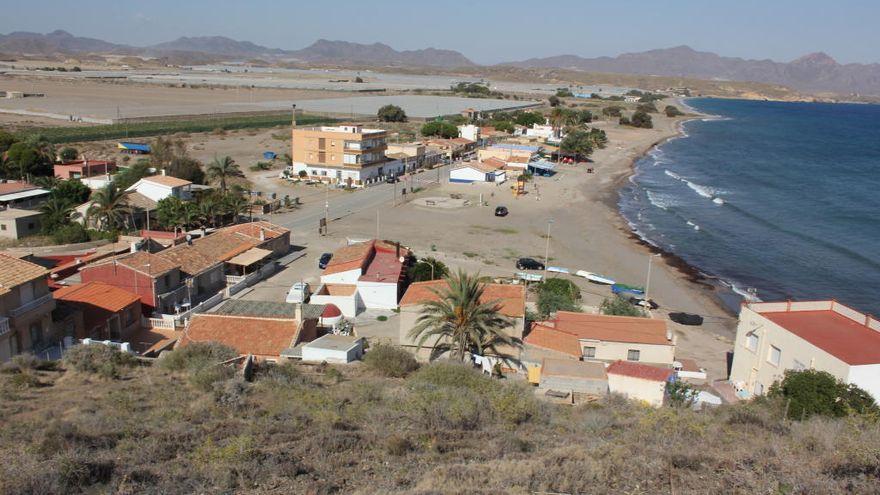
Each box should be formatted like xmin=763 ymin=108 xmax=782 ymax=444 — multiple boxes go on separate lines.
xmin=644 ymin=253 xmax=661 ymax=310
xmin=543 ymin=219 xmax=554 ymax=274
xmin=415 ymin=259 xmax=436 ymax=280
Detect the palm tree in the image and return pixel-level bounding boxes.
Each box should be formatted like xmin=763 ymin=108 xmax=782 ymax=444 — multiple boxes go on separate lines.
xmin=39 ymin=197 xmax=76 ymax=230
xmin=196 ymin=195 xmax=218 ymax=228
xmin=86 ymin=183 xmax=130 ymax=232
xmin=408 ymin=270 xmax=521 ymax=362
xmin=222 ymin=194 xmax=249 ymax=225
xmin=206 ymin=155 xmax=243 ymax=194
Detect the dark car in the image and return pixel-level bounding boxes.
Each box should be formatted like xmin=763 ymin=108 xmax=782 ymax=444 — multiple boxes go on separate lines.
xmin=494 ymin=206 xmax=509 ymax=217
xmin=386 ymin=175 xmax=399 ymax=184
xmin=318 ymin=252 xmax=333 ymax=269
xmin=669 ymin=312 xmax=704 ymax=326
xmin=516 ymin=257 xmax=545 ymax=270
xmin=629 ymin=297 xmax=659 ymax=310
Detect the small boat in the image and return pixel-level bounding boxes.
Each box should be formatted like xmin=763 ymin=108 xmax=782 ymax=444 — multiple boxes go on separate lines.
xmin=612 ymin=283 xmax=645 ymax=296
xmin=575 ymin=270 xmax=615 ymax=285
xmin=547 ymin=266 xmax=570 ymax=274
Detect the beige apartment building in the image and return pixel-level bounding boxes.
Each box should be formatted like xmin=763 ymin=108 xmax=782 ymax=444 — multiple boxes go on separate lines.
xmin=291 ymin=125 xmax=404 ymax=187
xmin=0 ymin=254 xmax=56 ymax=362
xmin=730 ymin=300 xmax=880 ymax=402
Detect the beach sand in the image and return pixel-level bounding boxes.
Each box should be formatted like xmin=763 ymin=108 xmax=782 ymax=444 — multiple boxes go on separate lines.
xmin=317 ymin=106 xmax=736 ymax=380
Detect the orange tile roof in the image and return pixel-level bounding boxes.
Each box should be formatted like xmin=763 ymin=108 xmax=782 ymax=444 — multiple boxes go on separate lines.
xmin=507 ymin=155 xmax=531 ymax=163
xmin=545 ymin=311 xmax=670 ymax=346
xmin=400 ymin=280 xmax=526 ymax=318
xmin=142 ymin=175 xmax=192 ymax=187
xmin=0 ymin=253 xmax=48 ymax=294
xmin=320 ymin=284 xmax=358 ymax=296
xmin=180 ymin=314 xmax=300 ymax=357
xmin=606 ymin=360 xmax=673 ymax=382
xmin=111 ymin=251 xmax=180 ymax=277
xmin=524 ymin=325 xmax=582 ymax=357
xmin=760 ymin=309 xmax=880 ymax=365
xmin=323 ymin=240 xmax=408 ymax=277
xmin=221 ymin=221 xmax=289 ymax=240
xmin=53 ymin=281 xmax=140 ymax=312
xmin=482 ymin=157 xmax=507 ymax=169
xmin=0 ymin=181 xmax=39 ymax=196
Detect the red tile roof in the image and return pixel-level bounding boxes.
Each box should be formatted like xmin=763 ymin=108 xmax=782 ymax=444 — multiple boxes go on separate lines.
xmin=221 ymin=221 xmax=289 ymax=240
xmin=0 ymin=181 xmax=39 ymax=195
xmin=540 ymin=312 xmax=670 ymax=346
xmin=524 ymin=325 xmax=582 ymax=357
xmin=761 ymin=310 xmax=880 ymax=365
xmin=180 ymin=314 xmax=300 ymax=357
xmin=54 ymin=281 xmax=140 ymax=312
xmin=400 ymin=280 xmax=526 ymax=318
xmin=323 ymin=240 xmax=408 ymax=279
xmin=142 ymin=175 xmax=192 ymax=187
xmin=606 ymin=360 xmax=673 ymax=382
xmin=88 ymin=251 xmax=180 ymax=278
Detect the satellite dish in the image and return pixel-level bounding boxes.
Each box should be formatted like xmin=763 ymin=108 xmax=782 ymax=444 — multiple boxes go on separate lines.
xmin=399 ymin=256 xmax=406 ymax=263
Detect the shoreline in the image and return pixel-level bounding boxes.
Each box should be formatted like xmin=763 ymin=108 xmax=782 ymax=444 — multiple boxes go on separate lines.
xmin=607 ymin=100 xmax=741 ymax=317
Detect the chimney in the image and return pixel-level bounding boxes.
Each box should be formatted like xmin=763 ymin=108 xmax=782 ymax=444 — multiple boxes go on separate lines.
xmin=161 ymin=168 xmax=167 ymax=176
xmin=259 ymin=228 xmax=265 ymax=242
xmin=295 ymin=303 xmax=302 ymax=324
xmin=395 ymin=241 xmax=400 ymax=258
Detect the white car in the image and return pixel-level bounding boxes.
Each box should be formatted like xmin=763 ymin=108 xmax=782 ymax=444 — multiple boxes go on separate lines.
xmin=285 ymin=282 xmax=310 ymax=304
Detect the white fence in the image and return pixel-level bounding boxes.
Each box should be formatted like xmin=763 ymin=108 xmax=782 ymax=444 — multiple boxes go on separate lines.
xmin=224 ymin=263 xmax=277 ymax=297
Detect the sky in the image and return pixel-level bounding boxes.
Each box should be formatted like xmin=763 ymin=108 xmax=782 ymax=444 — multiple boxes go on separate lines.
xmin=3 ymin=0 xmax=880 ymax=65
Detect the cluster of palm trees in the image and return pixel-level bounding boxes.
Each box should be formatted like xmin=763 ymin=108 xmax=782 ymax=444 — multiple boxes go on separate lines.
xmin=408 ymin=270 xmax=522 ymax=363
xmin=155 ymin=192 xmax=249 ymax=233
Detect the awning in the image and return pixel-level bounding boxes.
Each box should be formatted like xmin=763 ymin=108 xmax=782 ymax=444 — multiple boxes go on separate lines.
xmin=227 ymin=247 xmax=272 ymax=267
xmin=527 ymin=160 xmax=557 ymax=171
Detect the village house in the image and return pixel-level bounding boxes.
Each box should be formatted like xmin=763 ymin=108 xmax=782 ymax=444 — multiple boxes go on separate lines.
xmin=606 ymin=360 xmax=674 ymax=407
xmin=311 ymin=240 xmax=410 ymax=317
xmin=399 ymin=280 xmax=526 ymax=360
xmin=179 ymin=301 xmax=321 ymax=361
xmin=53 ymin=281 xmax=141 ymax=341
xmin=125 ymin=174 xmax=193 ymax=202
xmin=0 ymin=181 xmax=51 ymax=209
xmin=385 ymin=142 xmax=442 ymax=172
xmin=424 ymin=137 xmax=476 ymax=160
xmin=457 ymin=124 xmax=480 ymax=142
xmin=477 ymin=143 xmax=541 ymax=168
xmin=54 ymin=159 xmax=116 ymax=180
xmin=291 ymin=124 xmax=401 ymax=187
xmin=80 ymin=251 xmax=186 ymax=315
xmin=539 ymin=358 xmax=608 ymax=395
xmin=524 ymin=311 xmax=676 ymax=366
xmin=449 ymin=160 xmax=507 ymax=184
xmin=0 ymin=254 xmax=56 ymax=362
xmin=729 ymin=300 xmax=880 ymax=402
xmin=0 ymin=208 xmax=42 ymax=240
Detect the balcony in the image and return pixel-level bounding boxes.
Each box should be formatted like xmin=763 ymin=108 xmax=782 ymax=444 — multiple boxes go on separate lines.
xmin=0 ymin=317 xmax=9 ymax=336
xmin=10 ymin=293 xmax=53 ymax=318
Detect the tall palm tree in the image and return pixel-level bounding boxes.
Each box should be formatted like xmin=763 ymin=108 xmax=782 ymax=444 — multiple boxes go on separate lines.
xmin=86 ymin=183 xmax=130 ymax=232
xmin=408 ymin=270 xmax=520 ymax=362
xmin=207 ymin=155 xmax=243 ymax=194
xmin=222 ymin=193 xmax=249 ymax=225
xmin=196 ymin=194 xmax=218 ymax=228
xmin=39 ymin=197 xmax=76 ymax=230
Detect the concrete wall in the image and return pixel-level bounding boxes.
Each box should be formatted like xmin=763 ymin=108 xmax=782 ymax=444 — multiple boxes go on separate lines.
xmin=608 ymin=374 xmax=666 ymax=407
xmin=729 ymin=306 xmax=852 ymax=397
xmin=582 ymin=340 xmax=675 ymax=366
xmin=321 ymin=268 xmax=362 ymax=284
xmin=450 ymin=166 xmax=489 ymax=183
xmin=357 ymin=281 xmax=399 ymax=310
xmin=540 ymin=375 xmax=608 ymax=395
xmin=309 ymin=292 xmax=362 ymax=318
xmin=847 ymin=364 xmax=880 ymax=402
xmin=0 ymin=214 xmax=41 ymax=240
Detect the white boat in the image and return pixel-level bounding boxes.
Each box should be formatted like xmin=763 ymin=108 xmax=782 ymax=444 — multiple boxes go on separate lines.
xmin=575 ymin=270 xmax=615 ymax=285
xmin=547 ymin=266 xmax=570 ymax=274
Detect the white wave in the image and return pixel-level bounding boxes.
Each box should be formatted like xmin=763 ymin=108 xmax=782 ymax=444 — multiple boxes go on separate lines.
xmin=646 ymin=190 xmax=676 ymax=210
xmin=664 ymin=169 xmax=682 ymax=180
xmin=686 ymin=181 xmax=715 ymax=199
xmin=686 ymin=220 xmax=701 ymax=231
xmin=713 ymin=197 xmax=725 ymax=205
xmin=728 ymin=283 xmax=762 ymax=303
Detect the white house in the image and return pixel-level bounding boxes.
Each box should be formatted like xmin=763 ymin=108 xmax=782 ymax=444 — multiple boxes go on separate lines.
xmin=525 ymin=121 xmax=564 ymax=144
xmin=313 ymin=239 xmax=408 ymax=317
xmin=457 ymin=124 xmax=480 ymax=142
xmin=606 ymin=360 xmax=673 ymax=407
xmin=449 ymin=161 xmax=507 ymax=184
xmin=125 ymin=174 xmax=193 ymax=202
xmin=729 ymin=300 xmax=880 ymax=402
xmin=301 ymin=334 xmax=364 ymax=363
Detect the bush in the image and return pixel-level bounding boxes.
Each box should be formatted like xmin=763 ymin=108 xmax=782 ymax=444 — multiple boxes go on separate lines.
xmin=160 ymin=342 xmax=238 ymax=391
xmin=769 ymin=369 xmax=878 ymax=420
xmin=364 ymin=343 xmax=419 ymax=378
xmin=636 ymin=102 xmax=658 ymax=113
xmin=599 ymin=296 xmax=646 ymax=317
xmin=52 ymin=223 xmax=90 ymax=244
xmin=603 ymin=106 xmax=624 ymax=117
xmin=385 ymin=435 xmax=414 ymax=456
xmin=377 ymin=104 xmax=407 ymax=122
xmin=555 ymin=88 xmax=574 ymax=98
xmin=405 ymin=382 xmax=485 ymax=430
xmin=64 ymin=345 xmax=136 ymax=379
xmin=421 ymin=121 xmax=458 ymax=139
xmin=630 ymin=111 xmax=653 ymax=129
xmin=410 ymin=362 xmax=493 ymax=393
xmin=665 ymin=105 xmax=684 ymax=117
xmin=59 ymin=147 xmax=79 ymax=161
xmin=536 ymin=278 xmax=582 ymax=317
xmin=408 ymin=257 xmax=449 ymax=282
xmin=491 ymin=383 xmax=540 ymax=425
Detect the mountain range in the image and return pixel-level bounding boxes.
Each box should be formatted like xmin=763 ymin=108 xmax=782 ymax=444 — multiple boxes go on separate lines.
xmin=2 ymin=31 xmax=880 ymax=95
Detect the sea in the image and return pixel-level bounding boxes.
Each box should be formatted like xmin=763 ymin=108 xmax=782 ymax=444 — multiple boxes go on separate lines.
xmin=619 ymin=97 xmax=880 ymax=315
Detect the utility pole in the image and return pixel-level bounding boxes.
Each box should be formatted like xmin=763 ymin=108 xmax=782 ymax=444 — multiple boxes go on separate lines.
xmin=543 ymin=219 xmax=554 ymax=274
xmin=644 ymin=254 xmax=660 ymax=309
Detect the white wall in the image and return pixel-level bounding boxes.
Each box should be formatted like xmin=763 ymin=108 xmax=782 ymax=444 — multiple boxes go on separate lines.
xmin=450 ymin=166 xmax=488 ymax=183
xmin=608 ymin=374 xmax=666 ymax=407
xmin=309 ymin=292 xmax=362 ymax=317
xmin=133 ymin=181 xmax=173 ymax=202
xmin=321 ymin=268 xmax=362 ymax=284
xmin=458 ymin=125 xmax=480 ymax=142
xmin=848 ymin=364 xmax=880 ymax=403
xmin=357 ymin=281 xmax=399 ymax=309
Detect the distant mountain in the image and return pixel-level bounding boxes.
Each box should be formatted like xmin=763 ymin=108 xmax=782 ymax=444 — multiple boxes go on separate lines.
xmin=0 ymin=30 xmax=127 ymax=54
xmin=147 ymin=36 xmax=287 ymax=58
xmin=286 ymin=39 xmax=475 ymax=68
xmin=504 ymin=45 xmax=880 ymax=95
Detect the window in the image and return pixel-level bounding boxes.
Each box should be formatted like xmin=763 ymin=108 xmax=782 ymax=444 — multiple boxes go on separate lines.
xmin=768 ymin=345 xmax=781 ymax=366
xmin=0 ymin=224 xmax=5 ymax=231
xmin=27 ymin=223 xmax=34 ymax=230
xmin=627 ymin=349 xmax=640 ymax=362
xmin=583 ymin=346 xmax=596 ymax=358
xmin=746 ymin=333 xmax=759 ymax=352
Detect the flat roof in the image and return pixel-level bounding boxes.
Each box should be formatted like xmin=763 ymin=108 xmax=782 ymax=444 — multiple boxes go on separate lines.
xmin=762 ymin=310 xmax=880 ymax=365
xmin=305 ymin=334 xmax=363 ymax=352
xmin=0 ymin=208 xmax=42 ymax=219
xmin=541 ymin=358 xmax=607 ymax=380
xmin=0 ymin=188 xmax=50 ymax=201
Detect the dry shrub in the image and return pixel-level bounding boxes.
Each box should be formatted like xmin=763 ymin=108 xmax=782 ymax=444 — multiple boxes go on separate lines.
xmin=64 ymin=345 xmax=136 ymax=379
xmin=385 ymin=435 xmax=414 ymax=456
xmin=160 ymin=342 xmax=237 ymax=392
xmin=363 ymin=343 xmax=419 ymax=378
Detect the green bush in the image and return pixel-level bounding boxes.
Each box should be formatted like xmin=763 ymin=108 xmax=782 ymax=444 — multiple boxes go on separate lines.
xmin=405 ymin=383 xmax=485 ymax=430
xmin=599 ymin=296 xmax=646 ymax=317
xmin=160 ymin=342 xmax=238 ymax=391
xmin=665 ymin=105 xmax=684 ymax=117
xmin=52 ymin=223 xmax=90 ymax=244
xmin=64 ymin=345 xmax=137 ymax=379
xmin=536 ymin=278 xmax=582 ymax=317
xmin=630 ymin=111 xmax=653 ymax=129
xmin=491 ymin=383 xmax=540 ymax=425
xmin=377 ymin=104 xmax=407 ymax=122
xmin=409 ymin=362 xmax=493 ymax=393
xmin=769 ymin=369 xmax=878 ymax=420
xmin=363 ymin=343 xmax=419 ymax=378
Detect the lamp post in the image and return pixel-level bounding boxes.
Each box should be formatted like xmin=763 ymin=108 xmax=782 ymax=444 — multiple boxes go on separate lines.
xmin=544 ymin=219 xmax=554 ymax=274
xmin=644 ymin=253 xmax=661 ymax=311
xmin=415 ymin=259 xmax=436 ymax=280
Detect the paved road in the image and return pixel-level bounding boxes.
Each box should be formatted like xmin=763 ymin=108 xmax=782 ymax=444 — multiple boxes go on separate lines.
xmin=264 ymin=164 xmax=451 ymax=234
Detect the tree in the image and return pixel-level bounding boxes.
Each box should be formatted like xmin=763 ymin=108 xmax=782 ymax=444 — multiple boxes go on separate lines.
xmin=665 ymin=105 xmax=684 ymax=117
xmin=206 ymin=156 xmax=243 ymax=194
xmin=666 ymin=380 xmax=698 ymax=408
xmin=58 ymin=147 xmax=79 ymax=162
xmin=222 ymin=193 xmax=249 ymax=224
xmin=536 ymin=278 xmax=582 ymax=317
xmin=408 ymin=257 xmax=449 ymax=282
xmin=0 ymin=130 xmax=17 ymax=154
xmin=559 ymin=130 xmax=594 ymax=156
xmin=114 ymin=159 xmax=152 ymax=191
xmin=600 ymin=296 xmax=646 ymax=317
xmin=408 ymin=270 xmax=521 ymax=362
xmin=39 ymin=197 xmax=76 ymax=234
xmin=603 ymin=106 xmax=624 ymax=117
xmin=637 ymin=102 xmax=658 ymax=114
xmin=4 ymin=141 xmax=52 ymax=179
xmin=514 ymin=111 xmax=545 ymax=127
xmin=490 ymin=120 xmax=515 ymax=134
xmin=769 ymin=369 xmax=878 ymax=420
xmin=420 ymin=121 xmax=458 ymax=139
xmin=550 ymin=108 xmax=576 ymax=131
xmin=555 ymin=88 xmax=574 ymax=97
xmin=589 ymin=128 xmax=608 ymax=149
xmin=51 ymin=179 xmax=91 ymax=205
xmin=576 ymin=109 xmax=593 ymax=124
xmin=619 ymin=116 xmax=631 ymax=126
xmin=630 ymin=111 xmax=653 ymax=129
xmin=548 ymin=95 xmax=561 ymax=107
xmin=156 ymin=196 xmax=199 ymax=232
xmin=151 ymin=136 xmax=205 ymax=184
xmin=86 ymin=183 xmax=130 ymax=232
xmin=377 ymin=104 xmax=407 ymax=123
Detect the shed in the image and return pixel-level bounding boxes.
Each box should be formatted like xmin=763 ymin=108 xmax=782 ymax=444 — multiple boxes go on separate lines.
xmin=539 ymin=358 xmax=608 ymax=395
xmin=301 ymin=334 xmax=364 ymax=363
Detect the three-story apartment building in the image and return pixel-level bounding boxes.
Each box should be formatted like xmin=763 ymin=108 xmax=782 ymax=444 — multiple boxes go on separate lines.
xmin=0 ymin=254 xmax=56 ymax=362
xmin=291 ymin=125 xmax=403 ymax=187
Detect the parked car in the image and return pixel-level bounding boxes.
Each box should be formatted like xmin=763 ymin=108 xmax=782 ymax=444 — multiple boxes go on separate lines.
xmin=285 ymin=282 xmax=310 ymax=304
xmin=516 ymin=257 xmax=545 ymax=270
xmin=669 ymin=312 xmax=704 ymax=326
xmin=386 ymin=175 xmax=399 ymax=184
xmin=494 ymin=206 xmax=509 ymax=217
xmin=318 ymin=252 xmax=333 ymax=269
xmin=629 ymin=297 xmax=659 ymax=310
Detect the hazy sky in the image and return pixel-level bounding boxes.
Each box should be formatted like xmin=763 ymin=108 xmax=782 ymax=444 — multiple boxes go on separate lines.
xmin=3 ymin=0 xmax=879 ymax=65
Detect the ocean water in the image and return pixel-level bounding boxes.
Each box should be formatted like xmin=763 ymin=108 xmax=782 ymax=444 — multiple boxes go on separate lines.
xmin=619 ymin=98 xmax=880 ymax=315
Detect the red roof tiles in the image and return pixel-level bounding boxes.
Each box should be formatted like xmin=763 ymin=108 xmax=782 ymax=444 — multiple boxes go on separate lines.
xmin=180 ymin=314 xmax=299 ymax=357
xmin=606 ymin=360 xmax=673 ymax=382
xmin=542 ymin=312 xmax=670 ymax=346
xmin=54 ymin=281 xmax=140 ymax=312
xmin=400 ymin=280 xmax=526 ymax=317
xmin=761 ymin=310 xmax=880 ymax=365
